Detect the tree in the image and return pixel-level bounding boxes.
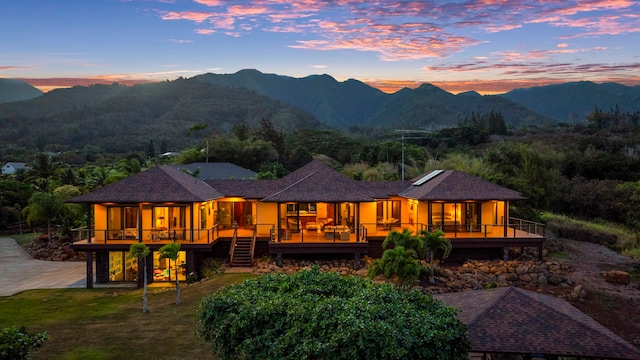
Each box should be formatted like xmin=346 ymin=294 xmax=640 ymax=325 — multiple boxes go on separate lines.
xmin=197 ymin=267 xmax=469 ymax=360
xmin=0 ymin=325 xmax=49 ymax=360
xmin=419 ymin=229 xmax=452 ymax=284
xmin=367 ymin=246 xmax=421 ymax=287
xmin=22 ymin=192 xmax=65 ymax=244
xmin=158 ymin=242 xmax=181 ymax=305
xmin=128 ymin=243 xmax=150 ymax=313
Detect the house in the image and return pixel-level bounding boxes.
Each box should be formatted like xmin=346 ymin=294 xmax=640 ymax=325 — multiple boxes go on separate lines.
xmin=69 ymin=160 xmax=545 ymax=288
xmin=2 ymin=162 xmax=29 ymax=175
xmin=170 ymin=162 xmax=257 ymax=180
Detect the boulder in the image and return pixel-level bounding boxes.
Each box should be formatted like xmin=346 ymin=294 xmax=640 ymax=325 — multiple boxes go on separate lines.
xmin=604 ymin=270 xmax=631 ymax=285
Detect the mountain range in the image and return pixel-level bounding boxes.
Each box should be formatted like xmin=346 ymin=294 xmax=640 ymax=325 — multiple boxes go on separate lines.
xmin=1 ymin=70 xmax=639 ymax=154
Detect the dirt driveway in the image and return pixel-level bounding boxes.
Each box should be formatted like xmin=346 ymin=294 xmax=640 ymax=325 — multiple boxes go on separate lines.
xmin=554 ymin=239 xmax=640 ymax=348
xmin=0 ymin=237 xmax=86 ymax=296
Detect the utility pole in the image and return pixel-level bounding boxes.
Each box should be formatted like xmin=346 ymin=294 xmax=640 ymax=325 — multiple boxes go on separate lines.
xmin=394 ymin=129 xmax=432 ymax=181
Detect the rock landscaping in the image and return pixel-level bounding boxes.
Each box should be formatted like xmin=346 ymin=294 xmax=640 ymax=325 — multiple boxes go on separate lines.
xmin=22 ymin=234 xmax=84 ymax=261
xmin=248 ymin=256 xmax=586 ymax=301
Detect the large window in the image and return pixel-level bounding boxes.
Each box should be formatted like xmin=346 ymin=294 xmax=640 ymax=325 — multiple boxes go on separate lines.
xmin=109 ymin=251 xmax=138 ymax=282
xmin=430 ymin=202 xmax=481 ymax=232
xmin=107 ymin=206 xmax=139 ymax=239
xmin=152 ymin=206 xmax=187 ymax=239
xmin=152 ymin=251 xmax=186 ymax=282
xmin=376 ymin=200 xmax=401 ymax=228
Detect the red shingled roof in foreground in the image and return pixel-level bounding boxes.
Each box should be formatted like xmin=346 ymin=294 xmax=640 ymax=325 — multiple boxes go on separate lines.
xmin=68 ymin=166 xmax=223 ymax=203
xmin=435 ymin=287 xmax=640 ymax=359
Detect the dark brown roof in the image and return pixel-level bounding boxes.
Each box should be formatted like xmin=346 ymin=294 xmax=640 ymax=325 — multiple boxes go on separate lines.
xmin=400 ymin=170 xmax=525 ymax=201
xmin=68 ymin=166 xmax=223 ymax=203
xmin=207 ymin=179 xmax=283 ymax=199
xmin=364 ymin=180 xmax=414 ymax=199
xmin=261 ymin=160 xmax=375 ymax=202
xmin=435 ymin=287 xmax=640 ymax=359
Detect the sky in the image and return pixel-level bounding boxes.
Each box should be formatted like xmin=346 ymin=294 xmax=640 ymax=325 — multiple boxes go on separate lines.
xmin=1 ymin=0 xmax=639 ymax=94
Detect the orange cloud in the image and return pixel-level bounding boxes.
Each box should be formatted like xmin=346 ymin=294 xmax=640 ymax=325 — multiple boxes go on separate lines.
xmin=16 ymin=77 xmax=155 ymax=92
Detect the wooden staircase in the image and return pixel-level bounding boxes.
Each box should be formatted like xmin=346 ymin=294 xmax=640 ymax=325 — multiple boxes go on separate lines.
xmin=230 ymin=237 xmax=253 ymax=267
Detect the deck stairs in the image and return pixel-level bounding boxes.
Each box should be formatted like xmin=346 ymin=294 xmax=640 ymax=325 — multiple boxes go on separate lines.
xmin=230 ymin=237 xmax=253 ymax=267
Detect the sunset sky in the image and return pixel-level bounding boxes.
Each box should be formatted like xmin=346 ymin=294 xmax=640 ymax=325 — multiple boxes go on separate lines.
xmin=2 ymin=0 xmax=639 ymax=94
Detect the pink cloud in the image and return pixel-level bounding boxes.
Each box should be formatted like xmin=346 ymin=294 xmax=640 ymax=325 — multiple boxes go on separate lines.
xmin=155 ymin=0 xmax=639 ymax=61
xmin=161 ymin=11 xmax=214 ymax=23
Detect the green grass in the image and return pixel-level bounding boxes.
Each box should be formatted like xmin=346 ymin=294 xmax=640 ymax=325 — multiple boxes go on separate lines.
xmin=0 ymin=273 xmax=256 ymax=360
xmin=3 ymin=233 xmax=39 ymax=246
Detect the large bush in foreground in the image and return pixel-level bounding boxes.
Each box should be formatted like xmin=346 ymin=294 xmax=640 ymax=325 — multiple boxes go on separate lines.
xmin=197 ymin=267 xmax=469 ymax=360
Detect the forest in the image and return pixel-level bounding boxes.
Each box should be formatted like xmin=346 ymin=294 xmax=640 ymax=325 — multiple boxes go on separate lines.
xmin=2 ymin=107 xmax=640 ymax=260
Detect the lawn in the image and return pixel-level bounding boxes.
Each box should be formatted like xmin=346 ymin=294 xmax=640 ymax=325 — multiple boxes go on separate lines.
xmin=0 ymin=273 xmax=256 ymax=360
xmin=4 ymin=232 xmax=39 ymax=246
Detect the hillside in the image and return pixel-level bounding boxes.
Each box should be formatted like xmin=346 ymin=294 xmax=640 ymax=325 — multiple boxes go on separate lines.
xmin=365 ymin=84 xmax=550 ymax=129
xmin=500 ymin=81 xmax=640 ymax=122
xmin=195 ymin=69 xmax=551 ymax=129
xmin=0 ymin=79 xmax=43 ymax=104
xmin=0 ymin=78 xmax=322 ymax=154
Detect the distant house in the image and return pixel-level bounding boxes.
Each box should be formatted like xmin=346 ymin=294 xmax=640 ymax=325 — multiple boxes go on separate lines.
xmin=69 ymin=160 xmax=545 ymax=289
xmin=1 ymin=162 xmax=29 ymax=175
xmin=171 ymin=162 xmax=257 ymax=180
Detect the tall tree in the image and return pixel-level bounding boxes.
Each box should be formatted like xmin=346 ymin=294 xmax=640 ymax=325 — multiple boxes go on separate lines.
xmin=28 ymin=153 xmax=60 ymax=191
xmin=128 ymin=243 xmax=150 ymax=313
xmin=158 ymin=242 xmax=181 ymax=305
xmin=22 ymin=191 xmax=65 ymax=244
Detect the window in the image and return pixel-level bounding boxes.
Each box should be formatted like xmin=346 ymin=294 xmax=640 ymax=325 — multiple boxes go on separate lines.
xmin=376 ymin=200 xmax=400 ymax=227
xmin=152 ymin=251 xmax=187 ymax=282
xmin=107 ymin=206 xmax=139 ymax=238
xmin=430 ymin=202 xmax=481 ymax=232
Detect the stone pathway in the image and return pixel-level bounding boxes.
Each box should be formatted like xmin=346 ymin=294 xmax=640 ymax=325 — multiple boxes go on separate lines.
xmin=0 ymin=237 xmax=86 ymax=296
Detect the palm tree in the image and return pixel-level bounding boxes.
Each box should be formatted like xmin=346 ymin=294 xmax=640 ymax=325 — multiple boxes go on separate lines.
xmin=128 ymin=243 xmax=150 ymax=313
xmin=28 ymin=153 xmax=60 ymax=191
xmin=367 ymin=246 xmax=420 ymax=288
xmin=419 ymin=229 xmax=452 ymax=284
xmin=22 ymin=191 xmax=65 ymax=245
xmin=158 ymin=242 xmax=182 ymax=305
xmin=382 ymin=229 xmax=425 ymax=258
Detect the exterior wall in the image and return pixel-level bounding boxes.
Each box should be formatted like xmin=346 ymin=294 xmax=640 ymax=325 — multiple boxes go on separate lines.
xmin=257 ymin=202 xmax=278 ymax=235
xmin=417 ymin=200 xmax=428 ymax=226
xmin=94 ymin=205 xmax=107 ymax=241
xmin=360 ymin=201 xmax=377 ymax=233
xmin=481 ymin=202 xmax=495 ymax=228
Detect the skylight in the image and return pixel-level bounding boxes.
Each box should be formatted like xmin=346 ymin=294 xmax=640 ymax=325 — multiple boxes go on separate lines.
xmin=413 ymin=170 xmax=443 ymax=186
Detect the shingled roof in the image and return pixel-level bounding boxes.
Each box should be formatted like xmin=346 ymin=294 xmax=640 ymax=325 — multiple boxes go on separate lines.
xmin=68 ymin=166 xmax=223 ymax=203
xmin=170 ymin=162 xmax=256 ymax=180
xmin=400 ymin=170 xmax=525 ymax=201
xmin=207 ymin=179 xmax=283 ymax=199
xmin=435 ymin=287 xmax=640 ymax=359
xmin=261 ymin=160 xmax=376 ymax=202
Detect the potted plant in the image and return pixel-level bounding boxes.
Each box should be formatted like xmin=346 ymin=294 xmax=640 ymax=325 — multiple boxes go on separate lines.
xmin=245 ymin=214 xmax=255 ymax=230
xmin=215 ymin=208 xmax=229 ymax=229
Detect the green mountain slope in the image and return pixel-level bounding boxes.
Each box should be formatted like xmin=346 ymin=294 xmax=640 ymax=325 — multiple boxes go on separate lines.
xmin=194 ymin=69 xmax=388 ymax=129
xmin=195 ymin=70 xmax=550 ymax=129
xmin=500 ymin=81 xmax=640 ymax=122
xmin=0 ymin=79 xmax=43 ymax=104
xmin=0 ymin=78 xmax=322 ymax=153
xmin=366 ymin=84 xmax=551 ymax=129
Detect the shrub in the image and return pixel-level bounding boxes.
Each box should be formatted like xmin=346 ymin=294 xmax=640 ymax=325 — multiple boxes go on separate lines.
xmin=0 ymin=325 xmax=48 ymax=360
xmin=197 ymin=267 xmax=469 ymax=360
xmin=200 ymin=258 xmax=221 ymax=279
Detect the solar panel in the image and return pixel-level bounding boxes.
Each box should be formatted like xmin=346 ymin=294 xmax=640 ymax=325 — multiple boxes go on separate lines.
xmin=413 ymin=169 xmax=443 ymax=186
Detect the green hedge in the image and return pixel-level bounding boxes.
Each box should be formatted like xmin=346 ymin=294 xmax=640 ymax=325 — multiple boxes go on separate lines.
xmin=197 ymin=267 xmax=469 ymax=360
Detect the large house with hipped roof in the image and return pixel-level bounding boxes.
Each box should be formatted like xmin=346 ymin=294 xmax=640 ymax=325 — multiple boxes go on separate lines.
xmin=69 ymin=160 xmax=544 ymax=288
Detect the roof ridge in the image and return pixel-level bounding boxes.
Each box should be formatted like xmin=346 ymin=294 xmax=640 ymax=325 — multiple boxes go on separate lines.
xmin=160 ymin=165 xmax=220 ymax=199
xmin=513 ymin=287 xmax=640 ymax=354
xmin=465 ymin=286 xmax=516 ymax=326
xmin=264 ymin=171 xmax=317 ymax=200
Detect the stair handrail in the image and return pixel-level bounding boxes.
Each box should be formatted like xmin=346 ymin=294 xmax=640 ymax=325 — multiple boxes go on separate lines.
xmin=229 ymin=223 xmax=239 ymax=264
xmin=250 ymin=227 xmax=257 ymax=264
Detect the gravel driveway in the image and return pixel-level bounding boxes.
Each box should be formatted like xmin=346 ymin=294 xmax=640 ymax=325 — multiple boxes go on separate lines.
xmin=0 ymin=237 xmax=86 ymax=296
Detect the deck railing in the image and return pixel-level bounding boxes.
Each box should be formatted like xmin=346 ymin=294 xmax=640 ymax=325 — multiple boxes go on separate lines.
xmin=72 ymin=226 xmax=221 ymax=244
xmin=362 ymin=219 xmax=545 ymax=239
xmin=270 ymin=224 xmax=367 ymax=243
